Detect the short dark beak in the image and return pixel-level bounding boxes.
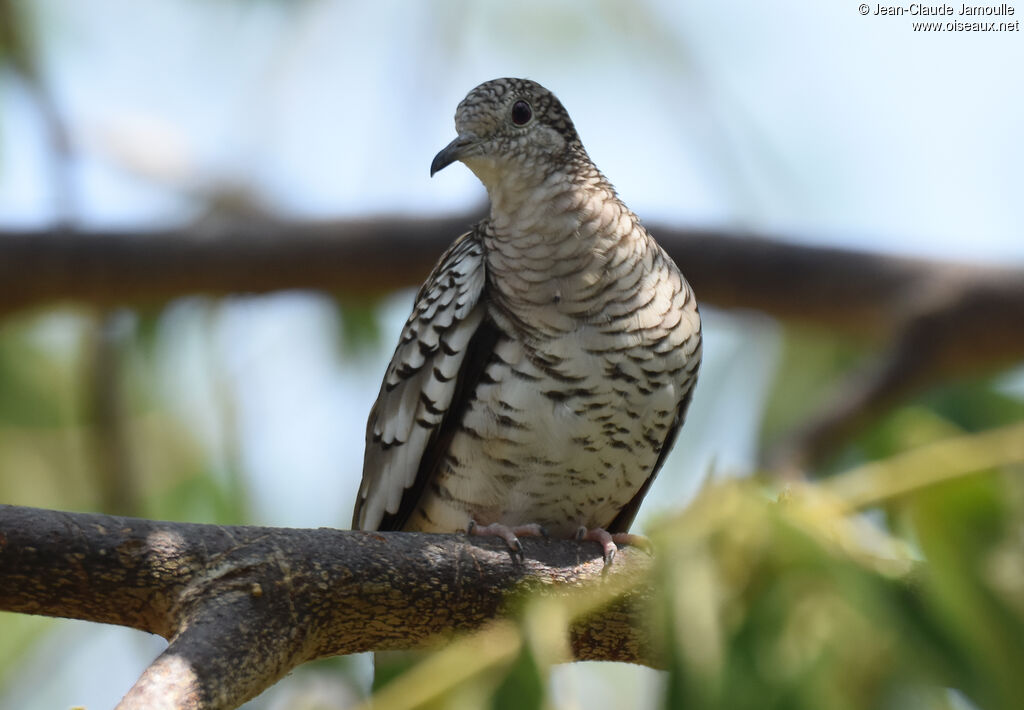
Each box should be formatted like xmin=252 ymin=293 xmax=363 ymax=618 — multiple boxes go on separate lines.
xmin=430 ymin=135 xmax=475 ymax=177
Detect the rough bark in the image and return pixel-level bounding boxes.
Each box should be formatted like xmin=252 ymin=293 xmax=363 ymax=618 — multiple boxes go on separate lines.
xmin=0 ymin=504 xmax=655 ymax=710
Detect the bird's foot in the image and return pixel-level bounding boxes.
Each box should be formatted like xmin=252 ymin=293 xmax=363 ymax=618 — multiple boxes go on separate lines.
xmin=467 ymin=520 xmax=548 ymax=563
xmin=575 ymin=527 xmax=653 ymax=566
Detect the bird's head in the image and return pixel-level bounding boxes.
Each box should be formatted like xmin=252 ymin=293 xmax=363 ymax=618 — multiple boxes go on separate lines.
xmin=430 ymin=78 xmax=586 ymax=193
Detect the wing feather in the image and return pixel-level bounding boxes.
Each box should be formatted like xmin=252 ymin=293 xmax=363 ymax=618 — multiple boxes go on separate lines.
xmin=353 ymin=230 xmax=488 ymax=531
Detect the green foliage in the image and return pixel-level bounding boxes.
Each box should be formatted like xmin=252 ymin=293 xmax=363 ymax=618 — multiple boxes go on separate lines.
xmin=0 ymin=313 xmax=86 ymax=428
xmin=360 ymin=424 xmax=1024 ymax=710
xmin=491 ymin=644 xmax=544 ymax=710
xmin=856 ymin=380 xmax=1024 ymax=464
xmin=763 ymin=325 xmax=1024 ymax=477
xmin=909 ymin=475 xmax=1024 ymax=709
xmin=760 ymin=327 xmax=870 ymax=449
xmin=0 ymin=0 xmax=36 ymax=77
xmin=0 ymin=308 xmax=244 ymax=520
xmin=0 ymin=613 xmax=55 ymax=697
xmin=336 ymin=296 xmax=385 ymax=358
xmin=144 ymin=465 xmax=249 ymax=525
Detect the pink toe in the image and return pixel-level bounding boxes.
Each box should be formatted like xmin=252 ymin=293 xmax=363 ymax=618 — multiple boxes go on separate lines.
xmin=468 ymin=522 xmax=520 ymax=548
xmin=579 ymin=527 xmax=618 ymax=564
xmin=610 ymin=532 xmax=653 ymax=554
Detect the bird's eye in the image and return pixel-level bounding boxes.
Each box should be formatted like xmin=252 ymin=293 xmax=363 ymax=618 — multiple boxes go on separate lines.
xmin=511 ymin=100 xmax=533 ymax=126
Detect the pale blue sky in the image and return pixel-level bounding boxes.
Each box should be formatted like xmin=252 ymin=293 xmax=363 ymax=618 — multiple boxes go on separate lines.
xmin=3 ymin=0 xmax=1022 ymax=257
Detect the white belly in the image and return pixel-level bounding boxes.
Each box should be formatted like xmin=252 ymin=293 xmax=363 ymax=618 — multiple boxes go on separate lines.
xmin=413 ymin=326 xmax=687 ymax=537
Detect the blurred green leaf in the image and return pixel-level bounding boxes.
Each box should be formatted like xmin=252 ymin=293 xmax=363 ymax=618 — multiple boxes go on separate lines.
xmin=360 ymin=623 xmax=521 ymax=710
xmin=760 ymin=327 xmax=869 ymax=449
xmin=922 ymin=377 xmax=1024 ymax=431
xmin=336 ymin=297 xmax=385 ymax=357
xmin=145 ymin=464 xmax=248 ymax=525
xmin=490 ymin=641 xmax=544 ymax=710
xmin=822 ymin=421 xmax=1024 ymax=510
xmin=0 ymin=0 xmax=36 ymax=76
xmin=0 ymin=613 xmax=55 ymax=698
xmin=852 ymin=379 xmax=1024 ymax=468
xmin=373 ymin=651 xmax=424 ymax=695
xmin=909 ymin=475 xmax=1024 ymax=710
xmin=0 ymin=313 xmax=86 ymax=428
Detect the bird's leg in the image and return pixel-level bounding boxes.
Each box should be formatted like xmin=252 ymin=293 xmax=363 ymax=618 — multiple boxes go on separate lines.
xmin=576 ymin=527 xmax=653 ymax=566
xmin=466 ymin=520 xmax=548 ymax=563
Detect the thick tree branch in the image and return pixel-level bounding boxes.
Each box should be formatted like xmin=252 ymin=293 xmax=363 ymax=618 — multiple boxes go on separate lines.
xmin=0 ymin=504 xmax=655 ymax=710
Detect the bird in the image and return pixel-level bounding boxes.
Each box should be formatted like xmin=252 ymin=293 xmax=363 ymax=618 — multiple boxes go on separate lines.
xmin=352 ymin=78 xmax=701 ymax=563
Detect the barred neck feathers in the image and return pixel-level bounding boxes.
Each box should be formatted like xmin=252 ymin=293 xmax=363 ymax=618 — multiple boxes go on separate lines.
xmin=482 ymin=166 xmax=654 ymax=331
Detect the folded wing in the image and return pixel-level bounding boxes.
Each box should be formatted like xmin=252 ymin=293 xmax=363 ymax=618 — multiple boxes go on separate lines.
xmin=353 ymin=231 xmax=489 ymax=531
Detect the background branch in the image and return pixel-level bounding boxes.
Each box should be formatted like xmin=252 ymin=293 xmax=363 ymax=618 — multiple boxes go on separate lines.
xmin=4 ymin=214 xmax=1022 ymax=468
xmin=0 ymin=504 xmax=655 ymax=710
xmin=1 ymin=215 xmax=1015 ymax=338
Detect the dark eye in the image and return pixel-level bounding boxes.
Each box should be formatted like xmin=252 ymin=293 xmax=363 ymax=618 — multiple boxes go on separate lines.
xmin=511 ymin=100 xmax=532 ymax=126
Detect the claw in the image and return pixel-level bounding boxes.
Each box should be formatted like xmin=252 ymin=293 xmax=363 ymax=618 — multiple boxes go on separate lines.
xmin=575 ymin=528 xmax=651 ymax=566
xmin=577 ymin=527 xmax=618 ymax=565
xmin=466 ymin=520 xmax=546 ymax=563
